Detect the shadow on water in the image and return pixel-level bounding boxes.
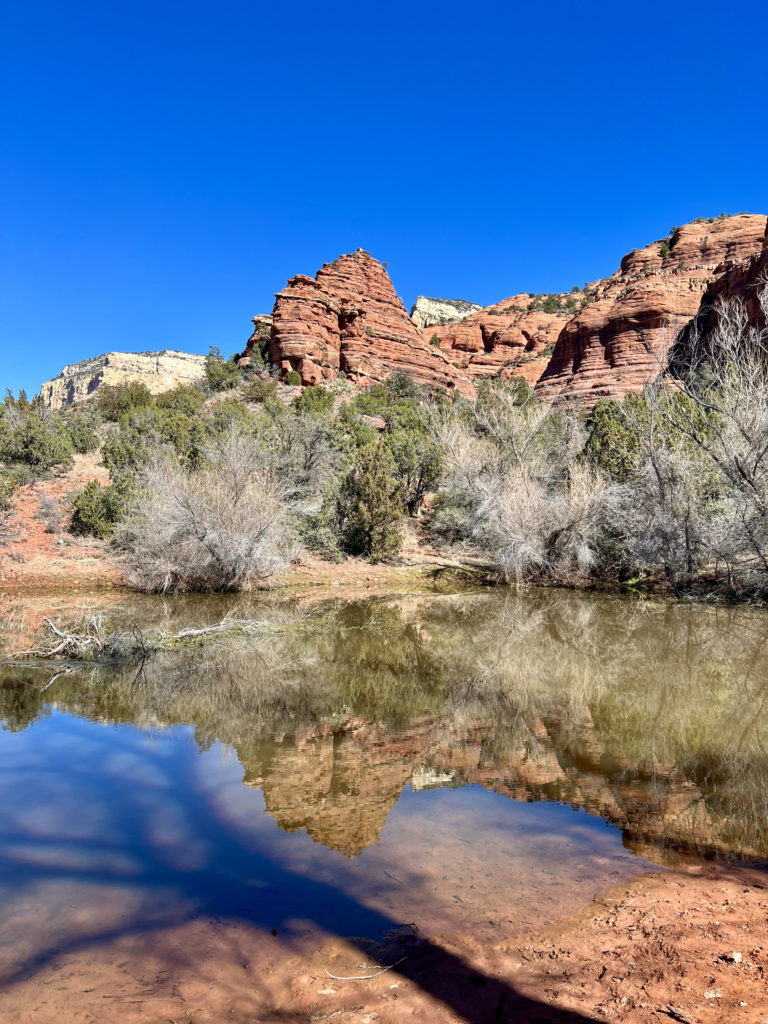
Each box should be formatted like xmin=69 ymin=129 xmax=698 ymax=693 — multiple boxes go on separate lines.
xmin=0 ymin=720 xmax=597 ymax=1023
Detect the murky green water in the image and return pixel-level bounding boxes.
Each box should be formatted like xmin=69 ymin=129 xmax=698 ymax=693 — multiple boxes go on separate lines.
xmin=0 ymin=587 xmax=766 ymax=1014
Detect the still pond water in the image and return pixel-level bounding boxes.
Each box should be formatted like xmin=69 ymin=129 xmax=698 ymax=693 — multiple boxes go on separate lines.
xmin=0 ymin=587 xmax=766 ymax=1011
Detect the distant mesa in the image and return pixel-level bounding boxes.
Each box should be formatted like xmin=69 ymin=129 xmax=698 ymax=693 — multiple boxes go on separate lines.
xmin=39 ymin=350 xmax=208 ymax=410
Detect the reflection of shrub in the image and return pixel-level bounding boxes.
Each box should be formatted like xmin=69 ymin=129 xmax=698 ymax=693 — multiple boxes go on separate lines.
xmin=284 ymin=370 xmax=301 ymax=386
xmin=71 ymin=479 xmax=131 ymax=538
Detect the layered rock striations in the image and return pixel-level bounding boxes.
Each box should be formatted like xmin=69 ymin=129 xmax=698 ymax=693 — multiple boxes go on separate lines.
xmin=40 ymin=351 xmax=208 ymax=409
xmin=422 ymin=295 xmax=571 ymax=386
xmin=410 ymin=295 xmax=482 ymax=329
xmin=679 ymin=217 xmax=768 ymax=348
xmin=262 ymin=249 xmax=474 ymax=395
xmin=536 ymin=214 xmax=768 ymax=404
xmin=249 ymin=215 xmax=767 ymax=405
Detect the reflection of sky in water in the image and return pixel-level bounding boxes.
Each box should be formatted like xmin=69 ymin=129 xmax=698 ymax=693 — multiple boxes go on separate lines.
xmin=0 ymin=709 xmax=654 ymax=947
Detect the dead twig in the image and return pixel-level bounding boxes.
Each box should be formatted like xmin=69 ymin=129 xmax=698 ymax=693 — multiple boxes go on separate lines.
xmin=324 ymin=955 xmax=409 ymax=981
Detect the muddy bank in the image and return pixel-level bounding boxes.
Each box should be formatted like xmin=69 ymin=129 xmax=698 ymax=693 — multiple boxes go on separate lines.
xmin=0 ymin=863 xmax=764 ymax=1023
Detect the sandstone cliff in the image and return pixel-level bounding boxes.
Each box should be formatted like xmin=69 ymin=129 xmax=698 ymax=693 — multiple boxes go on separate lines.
xmin=250 ymin=215 xmax=767 ymax=405
xmin=422 ymin=295 xmax=572 ymax=386
xmin=676 ymin=217 xmax=768 ymax=358
xmin=410 ymin=295 xmax=482 ymax=329
xmin=536 ymin=214 xmax=768 ymax=404
xmin=40 ymin=351 xmax=208 ymax=409
xmin=260 ymin=249 xmax=475 ymax=396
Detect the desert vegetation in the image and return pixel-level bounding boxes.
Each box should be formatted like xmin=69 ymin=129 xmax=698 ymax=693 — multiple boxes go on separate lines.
xmin=2 ymin=284 xmax=766 ymax=598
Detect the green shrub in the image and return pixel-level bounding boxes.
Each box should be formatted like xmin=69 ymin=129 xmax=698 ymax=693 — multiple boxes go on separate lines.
xmin=426 ymin=493 xmax=474 ymax=545
xmin=204 ymin=347 xmax=242 ymax=392
xmin=243 ymin=378 xmax=278 ymax=403
xmin=96 ymin=382 xmax=153 ymax=421
xmin=70 ymin=479 xmax=131 ymax=538
xmin=335 ymin=444 xmax=404 ymax=560
xmin=0 ymin=414 xmax=73 ymax=470
xmin=0 ymin=474 xmax=19 ymax=516
xmin=429 ymin=333 xmax=441 ymax=348
xmin=155 ymin=384 xmax=205 ymax=416
xmin=386 ymin=371 xmax=418 ymax=400
xmin=293 ymin=386 xmax=335 ymax=416
xmin=283 ymin=370 xmax=302 ymax=386
xmin=353 ymin=384 xmax=389 ymax=417
xmin=383 ymin=427 xmax=443 ymax=515
xmin=65 ymin=411 xmax=100 ymax=453
xmin=584 ymin=398 xmax=643 ymax=483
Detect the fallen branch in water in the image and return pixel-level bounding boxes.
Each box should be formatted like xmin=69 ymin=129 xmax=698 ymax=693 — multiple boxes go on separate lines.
xmin=10 ymin=613 xmax=377 ymax=662
xmin=14 ymin=614 xmax=139 ymax=661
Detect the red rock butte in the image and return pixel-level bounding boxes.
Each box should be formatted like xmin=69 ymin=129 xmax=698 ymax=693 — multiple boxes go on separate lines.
xmin=265 ymin=249 xmax=474 ymax=397
xmin=248 ymin=215 xmax=768 ymax=405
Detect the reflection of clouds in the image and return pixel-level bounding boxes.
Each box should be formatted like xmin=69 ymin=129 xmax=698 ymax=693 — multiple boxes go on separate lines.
xmin=103 ymin=749 xmax=173 ymax=787
xmin=142 ymin=801 xmax=211 ymax=871
xmin=1 ymin=843 xmax=141 ymax=875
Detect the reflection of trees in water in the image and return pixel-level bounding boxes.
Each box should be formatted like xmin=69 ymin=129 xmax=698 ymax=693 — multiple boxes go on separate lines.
xmin=2 ymin=589 xmax=768 ymax=857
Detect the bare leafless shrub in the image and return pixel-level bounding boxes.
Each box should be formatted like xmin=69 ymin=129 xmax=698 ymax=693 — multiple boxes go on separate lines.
xmin=433 ymin=384 xmax=617 ymax=582
xmin=115 ymin=424 xmax=292 ymax=592
xmin=650 ymin=281 xmax=768 ymax=595
xmin=36 ymin=495 xmax=63 ymax=534
xmin=477 ymin=463 xmax=618 ymax=582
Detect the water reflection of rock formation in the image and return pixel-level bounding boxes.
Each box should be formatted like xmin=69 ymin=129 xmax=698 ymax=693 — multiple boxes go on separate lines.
xmin=237 ymin=704 xmax=754 ymax=863
xmin=3 ymin=589 xmax=767 ymax=863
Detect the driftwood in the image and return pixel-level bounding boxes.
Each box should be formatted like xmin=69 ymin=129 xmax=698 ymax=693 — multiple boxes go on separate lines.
xmin=9 ymin=613 xmax=376 ymax=663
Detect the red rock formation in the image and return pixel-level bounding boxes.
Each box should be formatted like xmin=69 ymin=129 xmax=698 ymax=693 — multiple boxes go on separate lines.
xmin=421 ymin=295 xmax=571 ymax=386
xmin=251 ymin=217 xmax=767 ymax=405
xmin=536 ymin=214 xmax=767 ymax=404
xmin=261 ymin=249 xmax=475 ymax=397
xmin=685 ymin=217 xmax=768 ymax=340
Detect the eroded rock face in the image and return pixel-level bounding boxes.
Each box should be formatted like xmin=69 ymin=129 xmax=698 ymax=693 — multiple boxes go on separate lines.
xmin=39 ymin=351 xmax=208 ymax=409
xmin=410 ymin=295 xmax=482 ymax=329
xmin=536 ymin=214 xmax=768 ymax=405
xmin=253 ymin=216 xmax=767 ymax=405
xmin=422 ymin=295 xmax=571 ymax=386
xmin=257 ymin=249 xmax=475 ymax=396
xmin=682 ymin=218 xmax=768 ymax=346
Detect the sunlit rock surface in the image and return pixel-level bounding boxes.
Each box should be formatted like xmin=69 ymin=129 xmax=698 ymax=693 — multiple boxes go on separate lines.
xmin=39 ymin=350 xmax=207 ymax=409
xmin=410 ymin=296 xmax=482 ymax=329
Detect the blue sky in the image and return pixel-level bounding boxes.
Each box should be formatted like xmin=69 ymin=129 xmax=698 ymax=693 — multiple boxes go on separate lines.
xmin=2 ymin=0 xmax=767 ymax=395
